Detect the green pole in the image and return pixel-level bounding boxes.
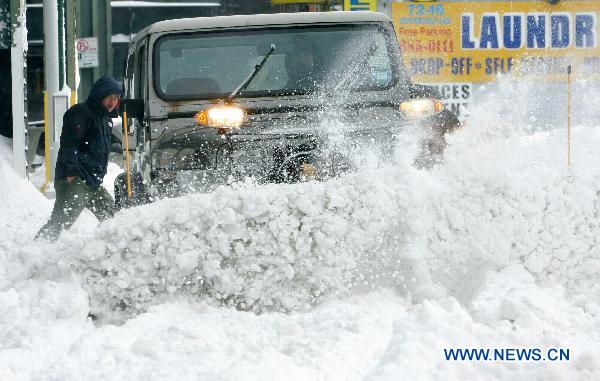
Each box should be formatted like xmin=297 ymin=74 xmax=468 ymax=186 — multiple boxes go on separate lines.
xmin=77 ymin=0 xmax=92 ymax=100
xmin=92 ymin=0 xmax=112 ymax=81
xmin=58 ymin=0 xmax=65 ymax=88
xmin=104 ymin=0 xmax=113 ymax=77
xmin=65 ymin=0 xmax=76 ymax=102
xmin=78 ymin=0 xmax=112 ymax=99
xmin=1 ymin=1 xmax=10 ymax=49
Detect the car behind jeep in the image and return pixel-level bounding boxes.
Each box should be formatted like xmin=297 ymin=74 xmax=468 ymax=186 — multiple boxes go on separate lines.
xmin=115 ymin=11 xmax=459 ymax=207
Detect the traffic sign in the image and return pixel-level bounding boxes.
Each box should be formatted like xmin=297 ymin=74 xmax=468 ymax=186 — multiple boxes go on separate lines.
xmin=75 ymin=37 xmax=99 ymax=68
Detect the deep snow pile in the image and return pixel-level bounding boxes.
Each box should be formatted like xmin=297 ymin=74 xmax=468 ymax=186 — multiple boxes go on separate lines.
xmin=0 ymin=138 xmax=52 ymax=287
xmin=35 ymin=114 xmax=600 ymax=322
xmin=1 ymin=79 xmax=600 ymax=380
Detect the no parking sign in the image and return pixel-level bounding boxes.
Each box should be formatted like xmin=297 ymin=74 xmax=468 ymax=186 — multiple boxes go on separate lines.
xmin=76 ymin=37 xmax=99 ymax=68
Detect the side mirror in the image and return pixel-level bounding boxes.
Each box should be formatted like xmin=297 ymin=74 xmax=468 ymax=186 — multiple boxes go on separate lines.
xmin=409 ymin=83 xmax=441 ymax=100
xmin=121 ymin=99 xmax=145 ymax=119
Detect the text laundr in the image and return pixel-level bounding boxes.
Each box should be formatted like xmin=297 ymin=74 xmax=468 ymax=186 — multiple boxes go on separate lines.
xmin=461 ymin=13 xmax=597 ymax=50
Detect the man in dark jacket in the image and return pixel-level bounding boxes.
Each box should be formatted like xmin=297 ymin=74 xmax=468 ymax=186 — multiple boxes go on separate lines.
xmin=284 ymin=38 xmax=320 ymax=92
xmin=36 ymin=76 xmax=122 ymax=242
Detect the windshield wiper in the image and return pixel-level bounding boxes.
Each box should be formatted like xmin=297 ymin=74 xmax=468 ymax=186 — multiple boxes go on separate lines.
xmin=333 ymin=42 xmax=378 ymax=94
xmin=228 ymin=44 xmax=276 ymax=101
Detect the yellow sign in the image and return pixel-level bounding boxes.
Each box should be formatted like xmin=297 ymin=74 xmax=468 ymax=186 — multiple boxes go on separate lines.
xmin=392 ymin=1 xmax=600 ymax=82
xmin=344 ymin=0 xmax=377 ymax=12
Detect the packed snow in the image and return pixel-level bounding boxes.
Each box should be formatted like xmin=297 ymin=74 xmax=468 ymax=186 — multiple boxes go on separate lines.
xmin=1 ymin=80 xmax=599 ymax=380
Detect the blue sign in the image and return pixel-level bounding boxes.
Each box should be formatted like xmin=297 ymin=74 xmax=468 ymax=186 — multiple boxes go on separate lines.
xmin=345 ymin=0 xmax=377 ymax=12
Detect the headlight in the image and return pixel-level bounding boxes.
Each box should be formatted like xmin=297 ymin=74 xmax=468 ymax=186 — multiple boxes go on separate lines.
xmin=194 ymin=106 xmax=245 ymax=129
xmin=399 ymin=99 xmax=444 ymax=118
xmin=301 ymin=163 xmax=317 ymax=178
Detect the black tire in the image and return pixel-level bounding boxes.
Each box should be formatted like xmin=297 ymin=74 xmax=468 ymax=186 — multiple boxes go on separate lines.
xmin=114 ymin=172 xmax=149 ymax=210
xmin=114 ymin=174 xmax=127 ymax=211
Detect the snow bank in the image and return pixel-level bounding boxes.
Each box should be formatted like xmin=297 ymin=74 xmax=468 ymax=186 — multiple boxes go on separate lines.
xmin=38 ymin=292 xmax=406 ymax=380
xmin=1 ymin=78 xmax=599 ymax=379
xmin=0 ymin=143 xmax=53 ymax=289
xmin=66 ymin=169 xmax=416 ymax=320
xmin=0 ymin=281 xmax=90 ymax=380
xmin=55 ymin=115 xmax=600 ymax=323
xmin=6 ymin=80 xmax=598 ymax=323
xmin=367 ymin=267 xmax=599 ymax=380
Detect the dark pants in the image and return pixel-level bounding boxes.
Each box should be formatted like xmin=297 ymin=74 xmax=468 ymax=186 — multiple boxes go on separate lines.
xmin=36 ymin=178 xmax=115 ymax=242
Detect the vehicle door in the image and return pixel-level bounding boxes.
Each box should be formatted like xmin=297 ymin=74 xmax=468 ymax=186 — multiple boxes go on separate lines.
xmin=124 ymin=38 xmax=151 ymax=180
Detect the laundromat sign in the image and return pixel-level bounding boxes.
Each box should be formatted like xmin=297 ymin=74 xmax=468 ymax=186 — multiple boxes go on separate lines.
xmin=392 ymin=1 xmax=600 ymax=82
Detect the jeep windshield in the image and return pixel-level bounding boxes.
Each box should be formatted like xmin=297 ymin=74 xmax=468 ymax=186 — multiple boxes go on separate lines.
xmin=154 ymin=24 xmax=400 ymax=101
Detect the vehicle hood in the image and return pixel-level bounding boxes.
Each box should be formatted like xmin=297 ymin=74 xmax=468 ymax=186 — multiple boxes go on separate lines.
xmin=153 ymin=100 xmax=407 ymax=151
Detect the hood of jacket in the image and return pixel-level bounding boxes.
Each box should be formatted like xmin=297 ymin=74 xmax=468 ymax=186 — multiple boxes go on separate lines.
xmin=86 ymin=75 xmax=122 ymax=116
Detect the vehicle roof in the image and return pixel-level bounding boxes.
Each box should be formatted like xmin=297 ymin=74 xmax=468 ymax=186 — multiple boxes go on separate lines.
xmin=131 ymin=11 xmax=392 ymax=43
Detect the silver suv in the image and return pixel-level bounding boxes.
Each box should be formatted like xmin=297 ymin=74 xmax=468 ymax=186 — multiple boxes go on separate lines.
xmin=116 ymin=11 xmax=459 ymax=207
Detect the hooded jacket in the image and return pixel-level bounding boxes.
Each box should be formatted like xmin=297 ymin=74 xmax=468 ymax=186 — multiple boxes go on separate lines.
xmin=55 ymin=76 xmax=122 ymax=188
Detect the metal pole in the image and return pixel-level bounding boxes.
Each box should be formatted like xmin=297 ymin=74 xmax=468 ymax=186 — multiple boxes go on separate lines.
xmin=77 ymin=0 xmax=93 ymax=100
xmin=79 ymin=0 xmax=112 ymax=98
xmin=567 ymin=65 xmax=572 ymax=167
xmin=92 ymin=0 xmax=99 ymax=80
xmin=92 ymin=0 xmax=112 ymax=78
xmin=65 ymin=0 xmax=77 ymax=101
xmin=10 ymin=0 xmax=27 ymax=178
xmin=44 ymin=0 xmax=60 ymax=179
xmin=104 ymin=0 xmax=113 ymax=77
xmin=378 ymin=0 xmax=391 ymax=16
xmin=123 ymin=111 xmax=132 ymax=199
xmin=41 ymin=92 xmax=51 ymax=192
xmin=58 ymin=0 xmax=65 ymax=88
